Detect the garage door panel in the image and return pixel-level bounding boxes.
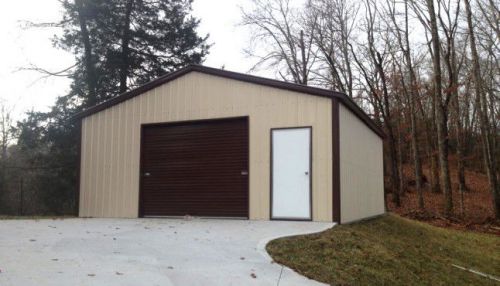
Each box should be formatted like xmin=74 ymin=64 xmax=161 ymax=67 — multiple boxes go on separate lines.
xmin=140 ymin=118 xmax=249 ymax=217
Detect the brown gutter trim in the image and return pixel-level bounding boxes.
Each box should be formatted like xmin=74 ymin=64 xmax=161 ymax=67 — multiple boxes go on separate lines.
xmin=332 ymin=98 xmax=341 ymax=224
xmin=72 ymin=65 xmax=385 ymax=139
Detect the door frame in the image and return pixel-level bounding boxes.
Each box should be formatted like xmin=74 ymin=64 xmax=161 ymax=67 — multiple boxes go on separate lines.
xmin=269 ymin=126 xmax=313 ymax=221
xmin=138 ymin=116 xmax=250 ymax=218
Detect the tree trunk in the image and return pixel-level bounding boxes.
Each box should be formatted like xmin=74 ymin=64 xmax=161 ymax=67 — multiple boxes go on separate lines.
xmin=360 ymin=5 xmax=402 ymax=206
xmin=430 ymin=91 xmax=442 ymax=194
xmin=377 ymin=55 xmax=401 ymax=206
xmin=403 ymin=0 xmax=424 ymax=208
xmin=426 ymin=0 xmax=453 ymax=216
xmin=410 ymin=102 xmax=424 ymax=207
xmin=75 ymin=0 xmax=97 ymax=106
xmin=454 ymin=79 xmax=467 ymax=194
xmin=442 ymin=12 xmax=467 ymax=197
xmin=436 ymin=104 xmax=453 ymax=215
xmin=416 ymin=87 xmax=440 ymax=194
xmin=119 ymin=0 xmax=134 ymax=93
xmin=464 ymin=0 xmax=500 ymax=218
xmin=299 ymin=30 xmax=308 ymax=85
xmin=397 ymin=120 xmax=405 ymax=196
xmin=454 ymin=87 xmax=467 ymax=215
xmin=339 ymin=19 xmax=353 ymax=97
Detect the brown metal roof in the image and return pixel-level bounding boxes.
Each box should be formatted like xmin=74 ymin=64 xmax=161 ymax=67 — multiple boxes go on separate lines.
xmin=73 ymin=64 xmax=385 ymax=138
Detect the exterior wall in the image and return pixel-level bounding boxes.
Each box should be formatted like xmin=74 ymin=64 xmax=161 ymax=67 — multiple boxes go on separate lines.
xmin=339 ymin=104 xmax=385 ymax=223
xmin=79 ymin=72 xmax=333 ymax=221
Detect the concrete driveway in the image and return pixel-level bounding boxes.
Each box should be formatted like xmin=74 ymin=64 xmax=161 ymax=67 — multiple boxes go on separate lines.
xmin=0 ymin=218 xmax=333 ymax=286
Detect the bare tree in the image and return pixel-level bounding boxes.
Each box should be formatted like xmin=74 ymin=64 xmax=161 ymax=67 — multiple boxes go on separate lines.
xmin=350 ymin=0 xmax=403 ymax=206
xmin=412 ymin=0 xmax=454 ymax=215
xmin=241 ymin=0 xmax=318 ymax=84
xmin=381 ymin=0 xmax=425 ymax=208
xmin=437 ymin=0 xmax=469 ymax=215
xmin=464 ymin=0 xmax=500 ymax=218
xmin=306 ymin=0 xmax=359 ymax=96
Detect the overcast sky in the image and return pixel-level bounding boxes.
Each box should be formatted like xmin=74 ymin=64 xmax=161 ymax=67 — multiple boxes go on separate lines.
xmin=0 ymin=0 xmax=262 ymax=122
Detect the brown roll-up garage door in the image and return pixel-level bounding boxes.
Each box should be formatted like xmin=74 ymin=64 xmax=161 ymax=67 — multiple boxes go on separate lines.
xmin=139 ymin=117 xmax=249 ymax=218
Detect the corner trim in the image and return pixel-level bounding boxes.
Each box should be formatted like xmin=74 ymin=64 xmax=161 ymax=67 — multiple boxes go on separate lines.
xmin=75 ymin=120 xmax=82 ymax=217
xmin=332 ymin=98 xmax=341 ymax=224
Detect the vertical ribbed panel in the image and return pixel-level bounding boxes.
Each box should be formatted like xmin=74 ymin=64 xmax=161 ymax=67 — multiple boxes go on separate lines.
xmin=339 ymin=104 xmax=384 ymax=223
xmin=80 ymin=72 xmax=333 ymax=221
xmin=140 ymin=118 xmax=248 ymax=217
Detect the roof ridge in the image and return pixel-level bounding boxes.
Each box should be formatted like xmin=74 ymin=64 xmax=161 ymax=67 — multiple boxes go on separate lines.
xmin=72 ymin=65 xmax=384 ymax=138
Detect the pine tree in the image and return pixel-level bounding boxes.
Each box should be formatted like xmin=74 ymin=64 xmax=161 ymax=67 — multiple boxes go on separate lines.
xmin=15 ymin=0 xmax=210 ymax=214
xmin=57 ymin=0 xmax=210 ymax=106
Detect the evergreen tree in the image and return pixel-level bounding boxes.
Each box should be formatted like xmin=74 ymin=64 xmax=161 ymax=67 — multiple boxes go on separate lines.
xmin=58 ymin=0 xmax=210 ymax=106
xmin=14 ymin=0 xmax=210 ymax=215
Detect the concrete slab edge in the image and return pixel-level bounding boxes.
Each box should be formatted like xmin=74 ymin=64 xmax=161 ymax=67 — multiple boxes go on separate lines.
xmin=256 ymin=223 xmax=336 ymax=286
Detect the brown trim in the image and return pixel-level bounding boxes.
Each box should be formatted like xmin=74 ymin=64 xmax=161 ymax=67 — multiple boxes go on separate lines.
xmin=270 ymin=126 xmax=313 ymax=221
xmin=332 ymin=99 xmax=341 ymax=224
xmin=138 ymin=124 xmax=145 ymax=217
xmin=72 ymin=65 xmax=385 ymax=139
xmin=246 ymin=118 xmax=250 ymax=219
xmin=137 ymin=116 xmax=248 ymax=128
xmin=75 ymin=120 xmax=82 ymax=217
xmin=138 ymin=116 xmax=250 ymax=218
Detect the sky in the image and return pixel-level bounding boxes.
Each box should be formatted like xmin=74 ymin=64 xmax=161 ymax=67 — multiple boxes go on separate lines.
xmin=0 ymin=0 xmax=261 ymax=122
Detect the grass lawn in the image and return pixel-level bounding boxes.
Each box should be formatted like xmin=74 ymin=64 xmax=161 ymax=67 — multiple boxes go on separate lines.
xmin=267 ymin=214 xmax=500 ymax=286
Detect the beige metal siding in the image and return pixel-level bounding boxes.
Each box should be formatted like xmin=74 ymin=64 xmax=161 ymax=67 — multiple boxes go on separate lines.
xmin=80 ymin=72 xmax=333 ymax=221
xmin=339 ymin=104 xmax=385 ymax=223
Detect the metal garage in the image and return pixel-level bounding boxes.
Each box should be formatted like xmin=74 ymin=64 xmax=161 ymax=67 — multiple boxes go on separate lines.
xmin=75 ymin=65 xmax=385 ymax=223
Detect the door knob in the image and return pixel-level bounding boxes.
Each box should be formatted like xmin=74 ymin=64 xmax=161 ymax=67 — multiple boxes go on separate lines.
xmin=241 ymin=171 xmax=248 ymax=175
xmin=305 ymin=171 xmax=309 ymax=175
xmin=144 ymin=172 xmax=151 ymax=177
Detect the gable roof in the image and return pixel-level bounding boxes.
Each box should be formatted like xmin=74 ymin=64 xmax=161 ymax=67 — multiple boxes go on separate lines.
xmin=73 ymin=65 xmax=385 ymax=138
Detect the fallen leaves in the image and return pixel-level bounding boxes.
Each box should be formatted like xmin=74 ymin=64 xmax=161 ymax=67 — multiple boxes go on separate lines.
xmin=387 ymin=162 xmax=500 ymax=235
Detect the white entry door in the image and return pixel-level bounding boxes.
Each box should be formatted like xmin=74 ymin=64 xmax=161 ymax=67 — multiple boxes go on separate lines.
xmin=271 ymin=127 xmax=311 ymax=220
